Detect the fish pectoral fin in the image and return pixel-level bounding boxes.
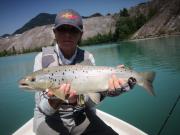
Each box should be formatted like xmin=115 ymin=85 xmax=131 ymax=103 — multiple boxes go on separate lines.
xmin=50 ymin=88 xmax=66 ymax=101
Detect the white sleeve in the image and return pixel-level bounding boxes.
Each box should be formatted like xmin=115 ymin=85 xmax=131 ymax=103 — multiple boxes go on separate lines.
xmin=33 ymin=52 xmax=43 ymax=72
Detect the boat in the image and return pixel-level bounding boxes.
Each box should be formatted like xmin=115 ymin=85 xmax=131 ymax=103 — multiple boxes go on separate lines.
xmin=13 ymin=109 xmax=147 ymax=135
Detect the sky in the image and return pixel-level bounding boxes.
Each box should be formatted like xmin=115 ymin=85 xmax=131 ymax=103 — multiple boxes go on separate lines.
xmin=0 ymin=0 xmax=149 ymax=36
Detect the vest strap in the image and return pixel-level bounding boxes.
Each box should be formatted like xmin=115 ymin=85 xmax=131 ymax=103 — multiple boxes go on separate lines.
xmin=42 ymin=46 xmax=59 ymax=68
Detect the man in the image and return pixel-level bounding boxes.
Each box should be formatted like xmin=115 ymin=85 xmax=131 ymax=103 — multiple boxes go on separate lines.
xmin=33 ymin=9 xmax=135 ymax=135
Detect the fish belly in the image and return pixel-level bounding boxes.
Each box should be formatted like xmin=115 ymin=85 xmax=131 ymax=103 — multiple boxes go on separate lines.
xmin=71 ymin=74 xmax=109 ymax=94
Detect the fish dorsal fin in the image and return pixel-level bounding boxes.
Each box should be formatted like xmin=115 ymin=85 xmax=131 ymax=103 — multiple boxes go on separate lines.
xmin=117 ymin=65 xmax=133 ymax=70
xmin=76 ymin=60 xmax=93 ymax=66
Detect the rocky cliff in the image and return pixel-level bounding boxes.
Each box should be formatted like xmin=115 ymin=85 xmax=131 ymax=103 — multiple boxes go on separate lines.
xmin=0 ymin=16 xmax=116 ymax=52
xmin=131 ymin=0 xmax=180 ymax=39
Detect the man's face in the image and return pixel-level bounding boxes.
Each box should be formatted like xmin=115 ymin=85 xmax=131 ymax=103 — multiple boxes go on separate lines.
xmin=54 ymin=25 xmax=82 ymax=51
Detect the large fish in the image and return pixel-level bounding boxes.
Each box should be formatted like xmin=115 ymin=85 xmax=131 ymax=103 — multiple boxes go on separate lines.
xmin=19 ymin=64 xmax=156 ymax=101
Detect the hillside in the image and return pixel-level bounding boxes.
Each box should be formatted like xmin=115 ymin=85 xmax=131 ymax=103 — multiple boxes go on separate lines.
xmin=0 ymin=15 xmax=116 ymax=53
xmin=130 ymin=0 xmax=180 ymax=39
xmin=13 ymin=13 xmax=56 ymax=35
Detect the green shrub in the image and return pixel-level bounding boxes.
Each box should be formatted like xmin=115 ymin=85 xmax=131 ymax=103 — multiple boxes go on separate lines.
xmin=120 ymin=8 xmax=129 ymax=17
xmin=80 ymin=31 xmax=115 ymax=46
xmin=115 ymin=8 xmax=149 ymax=41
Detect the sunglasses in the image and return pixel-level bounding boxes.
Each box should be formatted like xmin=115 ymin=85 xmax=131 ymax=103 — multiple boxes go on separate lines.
xmin=56 ymin=25 xmax=80 ymax=34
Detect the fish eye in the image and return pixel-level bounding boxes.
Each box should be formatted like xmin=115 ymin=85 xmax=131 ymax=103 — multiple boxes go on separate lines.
xmin=31 ymin=77 xmax=36 ymax=82
xmin=26 ymin=76 xmax=36 ymax=82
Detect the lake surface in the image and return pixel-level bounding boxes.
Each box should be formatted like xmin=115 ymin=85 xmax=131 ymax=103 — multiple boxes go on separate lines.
xmin=0 ymin=36 xmax=180 ymax=135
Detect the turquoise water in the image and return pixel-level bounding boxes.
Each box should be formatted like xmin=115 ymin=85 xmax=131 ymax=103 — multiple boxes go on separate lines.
xmin=0 ymin=36 xmax=180 ymax=135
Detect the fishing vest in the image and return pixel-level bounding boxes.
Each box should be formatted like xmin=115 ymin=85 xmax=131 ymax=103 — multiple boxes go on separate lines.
xmin=41 ymin=46 xmax=92 ymax=68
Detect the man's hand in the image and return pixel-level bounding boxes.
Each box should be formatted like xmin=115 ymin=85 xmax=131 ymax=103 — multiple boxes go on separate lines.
xmin=108 ymin=64 xmax=126 ymax=91
xmin=107 ymin=64 xmax=137 ymax=96
xmin=108 ymin=64 xmax=127 ymax=96
xmin=108 ymin=74 xmax=126 ymax=95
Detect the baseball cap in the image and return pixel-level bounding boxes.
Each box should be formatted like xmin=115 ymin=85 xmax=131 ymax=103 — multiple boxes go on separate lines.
xmin=54 ymin=9 xmax=83 ymax=32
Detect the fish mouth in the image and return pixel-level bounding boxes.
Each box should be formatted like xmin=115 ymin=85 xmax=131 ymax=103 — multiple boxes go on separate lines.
xmin=19 ymin=84 xmax=34 ymax=90
xmin=19 ymin=83 xmax=31 ymax=89
xmin=19 ymin=79 xmax=33 ymax=89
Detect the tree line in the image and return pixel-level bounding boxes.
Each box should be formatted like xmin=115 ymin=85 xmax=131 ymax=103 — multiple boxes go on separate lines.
xmin=80 ymin=7 xmax=156 ymax=45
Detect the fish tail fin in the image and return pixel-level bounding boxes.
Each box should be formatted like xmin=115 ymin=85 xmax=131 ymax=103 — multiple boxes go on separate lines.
xmin=138 ymin=71 xmax=156 ymax=96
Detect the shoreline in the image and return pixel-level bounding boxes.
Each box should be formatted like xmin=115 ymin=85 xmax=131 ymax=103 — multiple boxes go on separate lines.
xmin=127 ymin=33 xmax=180 ymax=42
xmin=1 ymin=34 xmax=180 ymax=58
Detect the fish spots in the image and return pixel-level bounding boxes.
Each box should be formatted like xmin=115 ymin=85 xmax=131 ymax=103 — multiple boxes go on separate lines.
xmin=57 ymin=79 xmax=62 ymax=85
xmin=49 ymin=75 xmax=58 ymax=83
xmin=48 ymin=76 xmax=53 ymax=82
xmin=62 ymin=72 xmax=65 ymax=75
xmin=62 ymin=78 xmax=64 ymax=81
xmin=72 ymin=67 xmax=78 ymax=71
xmin=97 ymin=70 xmax=102 ymax=73
xmin=49 ymin=76 xmax=54 ymax=81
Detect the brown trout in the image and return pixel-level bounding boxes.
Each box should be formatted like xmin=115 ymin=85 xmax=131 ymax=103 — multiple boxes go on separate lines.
xmin=19 ymin=65 xmax=156 ymax=101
